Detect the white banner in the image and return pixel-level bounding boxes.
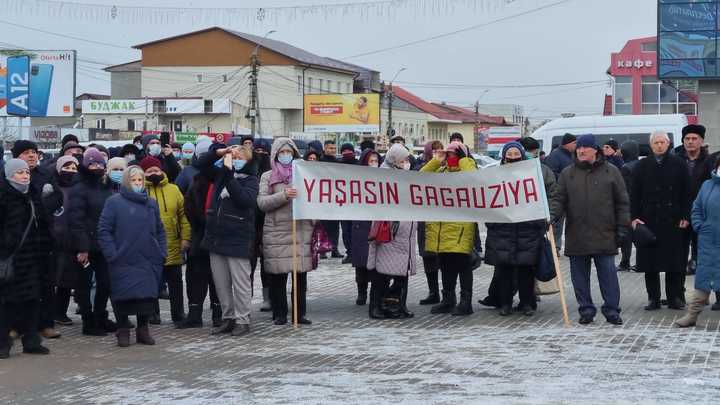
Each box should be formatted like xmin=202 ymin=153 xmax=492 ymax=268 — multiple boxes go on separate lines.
xmin=292 ymin=159 xmax=550 ymax=223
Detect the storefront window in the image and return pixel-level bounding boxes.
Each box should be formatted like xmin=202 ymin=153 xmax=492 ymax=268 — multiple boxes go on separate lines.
xmin=639 ymin=76 xmax=698 ymax=116
xmin=614 ymin=76 xmax=632 ymax=115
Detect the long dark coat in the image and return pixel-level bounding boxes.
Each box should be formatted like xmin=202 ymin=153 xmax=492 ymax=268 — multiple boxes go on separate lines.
xmin=484 ymin=220 xmax=547 ymax=267
xmin=0 ymin=179 xmax=52 ymax=303
xmin=351 ymin=221 xmax=371 ymax=269
xmin=631 ymin=153 xmax=692 ymax=273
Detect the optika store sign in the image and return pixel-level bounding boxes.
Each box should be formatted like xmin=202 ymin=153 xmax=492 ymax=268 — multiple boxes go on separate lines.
xmin=82 ymin=99 xmax=148 ymax=114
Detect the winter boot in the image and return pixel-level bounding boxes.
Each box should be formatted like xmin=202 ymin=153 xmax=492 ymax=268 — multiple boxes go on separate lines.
xmin=81 ymin=315 xmax=107 ymax=337
xmin=97 ymin=312 xmax=118 ymax=333
xmin=452 ymin=289 xmax=474 ymax=316
xmin=713 ymin=291 xmax=720 ymax=311
xmin=356 ymin=283 xmax=368 ymax=306
xmin=211 ymin=319 xmax=236 ymax=335
xmin=21 ymin=333 xmax=50 ymax=355
xmin=136 ymin=325 xmax=156 ymax=345
xmin=116 ymin=328 xmax=131 ymax=347
xmin=431 ymin=290 xmax=457 ymax=314
xmin=419 ymin=271 xmax=440 ymax=305
xmin=260 ymin=288 xmax=272 ymax=312
xmin=211 ymin=303 xmax=222 ymax=327
xmin=368 ymin=276 xmax=386 ymax=319
xmin=675 ymin=290 xmax=710 ymax=328
xmin=176 ymin=305 xmax=203 ymax=329
xmin=398 ymin=282 xmax=414 ymax=318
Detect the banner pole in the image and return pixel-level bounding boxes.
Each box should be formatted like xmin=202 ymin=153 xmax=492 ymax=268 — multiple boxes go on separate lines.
xmin=547 ymin=226 xmax=571 ymax=327
xmin=292 ymin=219 xmax=299 ymax=329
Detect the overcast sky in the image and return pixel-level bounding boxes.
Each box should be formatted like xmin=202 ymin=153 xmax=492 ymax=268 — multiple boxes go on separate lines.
xmin=0 ymin=0 xmax=658 ymax=120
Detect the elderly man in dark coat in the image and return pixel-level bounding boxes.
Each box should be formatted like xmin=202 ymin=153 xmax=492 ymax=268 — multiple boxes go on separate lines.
xmin=632 ymin=131 xmax=692 ymax=311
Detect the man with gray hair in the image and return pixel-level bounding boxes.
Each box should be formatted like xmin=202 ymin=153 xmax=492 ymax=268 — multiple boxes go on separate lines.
xmin=632 ymin=130 xmax=692 ymax=310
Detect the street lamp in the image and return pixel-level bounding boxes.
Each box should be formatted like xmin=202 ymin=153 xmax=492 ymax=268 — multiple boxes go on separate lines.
xmin=387 ymin=67 xmax=406 ymax=139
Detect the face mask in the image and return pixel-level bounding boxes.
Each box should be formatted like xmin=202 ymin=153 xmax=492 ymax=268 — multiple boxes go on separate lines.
xmin=148 ymin=144 xmax=161 ymax=157
xmin=447 ymin=156 xmax=460 ymax=167
xmin=173 ymin=152 xmax=182 ymax=160
xmin=59 ymin=171 xmax=75 ymax=185
xmin=182 ymin=152 xmax=194 ymax=160
xmin=147 ymin=174 xmax=164 ymax=185
xmin=109 ymin=170 xmax=123 ymax=184
xmin=89 ymin=168 xmax=105 ymax=178
xmin=134 ymin=143 xmax=143 ymax=151
xmin=368 ymin=161 xmax=379 ymax=168
xmin=342 ymin=151 xmax=354 ymax=160
xmin=233 ymin=159 xmax=247 ymax=172
xmin=525 ymin=152 xmax=535 ymax=159
xmin=132 ymin=184 xmax=144 ymax=193
xmin=9 ymin=180 xmax=29 ymax=194
xmin=278 ymin=154 xmax=293 ymax=165
xmin=505 ymin=158 xmax=522 ymax=164
xmin=124 ymin=154 xmax=135 ymax=163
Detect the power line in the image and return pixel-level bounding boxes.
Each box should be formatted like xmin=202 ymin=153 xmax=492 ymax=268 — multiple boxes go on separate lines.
xmin=0 ymin=18 xmax=130 ymax=49
xmin=342 ymin=0 xmax=573 ymax=59
xmin=394 ymin=79 xmax=608 ymax=89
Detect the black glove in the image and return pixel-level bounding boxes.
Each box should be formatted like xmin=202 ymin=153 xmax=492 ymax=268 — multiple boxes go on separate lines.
xmin=615 ymin=226 xmax=629 ymax=248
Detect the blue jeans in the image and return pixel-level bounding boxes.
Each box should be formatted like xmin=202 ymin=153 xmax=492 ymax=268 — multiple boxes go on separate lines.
xmin=569 ymin=255 xmax=621 ymax=319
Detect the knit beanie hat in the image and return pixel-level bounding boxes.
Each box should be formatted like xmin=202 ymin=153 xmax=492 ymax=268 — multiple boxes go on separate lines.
xmin=195 ymin=137 xmax=212 ymax=156
xmin=107 ymin=157 xmax=128 ymax=172
xmin=340 ymin=143 xmax=354 ymax=153
xmin=11 ymin=140 xmax=38 ymax=158
xmin=604 ymin=139 xmax=620 ymax=151
xmin=561 ymin=133 xmax=577 ymax=145
xmin=182 ymin=142 xmax=195 ymax=152
xmin=56 ymin=156 xmax=79 ymax=174
xmin=4 ymin=158 xmax=29 ymax=179
xmin=139 ymin=156 xmax=162 ymax=172
xmin=61 ymin=134 xmax=79 ymax=147
xmin=576 ymin=134 xmax=597 ymax=149
xmin=501 ymin=141 xmax=527 ymax=162
xmin=141 ymin=134 xmax=160 ymax=149
xmin=83 ymin=147 xmax=106 ymax=168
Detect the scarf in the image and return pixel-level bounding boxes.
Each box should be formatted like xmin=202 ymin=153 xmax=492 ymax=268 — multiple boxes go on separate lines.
xmin=268 ymin=160 xmax=293 ymax=187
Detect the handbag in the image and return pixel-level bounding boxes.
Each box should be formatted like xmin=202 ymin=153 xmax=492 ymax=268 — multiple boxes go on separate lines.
xmin=311 ymin=223 xmax=333 ymax=270
xmin=535 ymin=278 xmax=560 ymax=296
xmin=0 ymin=200 xmax=35 ymax=283
xmin=535 ymin=236 xmax=556 ymax=282
xmin=632 ymin=223 xmax=656 ymax=248
xmin=468 ymin=249 xmax=483 ymax=271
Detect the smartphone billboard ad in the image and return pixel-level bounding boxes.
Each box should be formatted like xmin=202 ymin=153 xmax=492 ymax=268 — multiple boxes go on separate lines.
xmin=0 ymin=50 xmax=76 ymax=117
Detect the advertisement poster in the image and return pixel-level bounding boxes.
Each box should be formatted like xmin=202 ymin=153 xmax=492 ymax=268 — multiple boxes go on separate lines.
xmin=303 ymin=93 xmax=380 ymax=133
xmin=0 ymin=50 xmax=76 ymax=117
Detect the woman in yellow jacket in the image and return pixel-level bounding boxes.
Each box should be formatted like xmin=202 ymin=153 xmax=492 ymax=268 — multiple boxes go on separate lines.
xmin=139 ymin=157 xmax=192 ymax=327
xmin=421 ymin=142 xmax=477 ymax=316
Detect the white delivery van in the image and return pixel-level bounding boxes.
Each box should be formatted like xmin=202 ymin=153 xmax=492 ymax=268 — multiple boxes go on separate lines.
xmin=532 ymin=114 xmax=688 ymax=157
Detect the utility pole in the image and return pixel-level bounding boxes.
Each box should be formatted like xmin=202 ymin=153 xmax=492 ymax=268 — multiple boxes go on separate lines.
xmin=248 ymin=52 xmax=259 ymax=137
xmin=386 ymin=67 xmax=406 ymax=142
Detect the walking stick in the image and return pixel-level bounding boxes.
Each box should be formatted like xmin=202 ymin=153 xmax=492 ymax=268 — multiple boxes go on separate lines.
xmin=547 ymin=227 xmax=571 ymax=327
xmin=292 ymin=219 xmax=299 ymax=329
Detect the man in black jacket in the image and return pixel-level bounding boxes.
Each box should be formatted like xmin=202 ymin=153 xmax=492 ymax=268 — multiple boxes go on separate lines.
xmin=632 ymin=131 xmax=692 ymax=311
xmin=674 ymin=124 xmax=713 ymax=276
xmin=339 ymin=143 xmax=357 ymax=263
xmin=543 ymin=133 xmax=577 ymax=252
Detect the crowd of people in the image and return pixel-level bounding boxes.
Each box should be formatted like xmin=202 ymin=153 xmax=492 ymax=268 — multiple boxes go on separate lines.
xmin=0 ymin=125 xmax=718 ymax=359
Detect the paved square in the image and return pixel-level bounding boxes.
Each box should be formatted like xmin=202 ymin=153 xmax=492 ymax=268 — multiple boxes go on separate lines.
xmin=2 ymin=255 xmax=720 ymax=404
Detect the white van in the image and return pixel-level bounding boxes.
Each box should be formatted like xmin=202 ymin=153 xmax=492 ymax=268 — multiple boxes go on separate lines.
xmin=532 ymin=114 xmax=688 ymax=157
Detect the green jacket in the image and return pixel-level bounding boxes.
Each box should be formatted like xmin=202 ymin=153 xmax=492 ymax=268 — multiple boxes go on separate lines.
xmin=146 ymin=176 xmax=191 ymax=266
xmin=421 ymin=157 xmax=477 ymax=255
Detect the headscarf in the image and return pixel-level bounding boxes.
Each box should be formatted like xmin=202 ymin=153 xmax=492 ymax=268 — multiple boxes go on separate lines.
xmin=381 ymin=143 xmax=410 ymax=169
xmin=269 ymin=137 xmax=300 ymax=187
xmin=56 ymin=156 xmax=79 ymax=174
xmin=359 ymin=148 xmax=380 ymax=166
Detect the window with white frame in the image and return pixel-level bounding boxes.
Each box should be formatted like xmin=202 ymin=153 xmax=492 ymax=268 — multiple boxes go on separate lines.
xmin=641 ymin=76 xmax=697 ymax=116
xmin=298 ymin=75 xmax=303 ymax=94
xmin=614 ymin=76 xmax=632 ymax=115
xmin=319 ymin=79 xmax=324 ymax=94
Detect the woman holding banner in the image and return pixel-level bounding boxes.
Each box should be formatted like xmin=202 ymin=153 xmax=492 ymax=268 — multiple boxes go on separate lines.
xmin=258 ymin=138 xmax=314 ymax=326
xmin=367 ymin=144 xmax=417 ymax=319
xmin=484 ymin=142 xmax=547 ymax=316
xmin=421 ymin=142 xmax=477 ymax=316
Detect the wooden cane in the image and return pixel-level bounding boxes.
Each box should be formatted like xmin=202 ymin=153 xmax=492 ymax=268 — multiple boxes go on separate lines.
xmin=547 ymin=226 xmax=571 ymax=327
xmin=292 ymin=219 xmax=299 ymax=329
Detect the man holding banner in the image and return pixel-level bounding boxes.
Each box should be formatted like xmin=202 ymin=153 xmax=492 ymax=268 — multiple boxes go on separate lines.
xmin=550 ymin=134 xmax=630 ymax=326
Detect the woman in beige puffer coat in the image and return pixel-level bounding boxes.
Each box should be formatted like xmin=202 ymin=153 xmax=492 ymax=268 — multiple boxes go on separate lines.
xmin=257 ymin=138 xmax=314 ymax=326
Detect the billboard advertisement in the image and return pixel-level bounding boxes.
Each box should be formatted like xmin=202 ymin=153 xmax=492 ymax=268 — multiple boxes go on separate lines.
xmin=0 ymin=50 xmax=76 ymax=117
xmin=658 ymin=0 xmax=720 ymax=78
xmin=303 ymin=93 xmax=380 ymax=133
